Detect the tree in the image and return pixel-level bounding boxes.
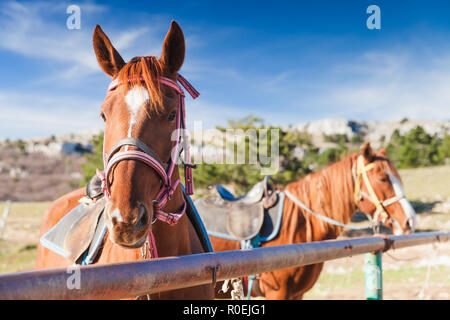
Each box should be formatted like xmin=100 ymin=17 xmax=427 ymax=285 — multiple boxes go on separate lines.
xmin=386 ymin=126 xmax=445 ymax=168
xmin=80 ymin=133 xmax=104 ymax=186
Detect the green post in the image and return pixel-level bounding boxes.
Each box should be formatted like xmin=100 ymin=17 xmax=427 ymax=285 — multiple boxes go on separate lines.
xmin=364 ymin=252 xmax=383 ymax=300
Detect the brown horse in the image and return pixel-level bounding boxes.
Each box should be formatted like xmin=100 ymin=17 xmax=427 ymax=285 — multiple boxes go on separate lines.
xmin=212 ymin=142 xmax=416 ymax=300
xmin=36 ymin=21 xmax=214 ymax=300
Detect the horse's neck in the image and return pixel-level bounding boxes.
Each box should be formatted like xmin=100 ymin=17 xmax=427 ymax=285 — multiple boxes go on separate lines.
xmin=288 ymin=154 xmax=358 ymax=236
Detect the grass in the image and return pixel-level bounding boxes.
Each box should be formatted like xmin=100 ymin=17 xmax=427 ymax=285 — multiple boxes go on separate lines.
xmin=399 ymin=165 xmax=450 ymax=201
xmin=303 ymin=260 xmax=450 ymax=300
xmin=0 ymin=202 xmax=50 ymax=274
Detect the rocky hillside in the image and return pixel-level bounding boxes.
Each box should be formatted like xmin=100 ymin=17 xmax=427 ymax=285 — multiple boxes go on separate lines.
xmin=293 ymin=118 xmax=450 ymax=149
xmin=0 ymin=130 xmax=100 ymax=201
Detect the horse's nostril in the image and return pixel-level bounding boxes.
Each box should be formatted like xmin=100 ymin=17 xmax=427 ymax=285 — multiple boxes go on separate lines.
xmin=406 ymin=219 xmax=415 ymax=232
xmin=135 ymin=204 xmax=149 ymax=230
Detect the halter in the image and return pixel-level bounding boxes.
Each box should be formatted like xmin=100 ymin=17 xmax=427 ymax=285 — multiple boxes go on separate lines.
xmin=97 ymin=73 xmax=198 ymax=227
xmin=352 ymin=155 xmax=404 ymax=231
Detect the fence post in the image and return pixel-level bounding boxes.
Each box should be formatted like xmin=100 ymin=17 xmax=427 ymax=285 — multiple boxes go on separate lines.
xmin=364 ymin=251 xmax=383 ymax=300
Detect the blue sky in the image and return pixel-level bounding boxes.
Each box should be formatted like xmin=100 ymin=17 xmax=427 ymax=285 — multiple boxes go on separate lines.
xmin=0 ymin=0 xmax=450 ymax=139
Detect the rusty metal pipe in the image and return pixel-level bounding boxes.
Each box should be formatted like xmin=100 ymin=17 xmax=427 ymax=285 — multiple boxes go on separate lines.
xmin=0 ymin=231 xmax=448 ymax=299
xmin=389 ymin=231 xmax=449 ymax=250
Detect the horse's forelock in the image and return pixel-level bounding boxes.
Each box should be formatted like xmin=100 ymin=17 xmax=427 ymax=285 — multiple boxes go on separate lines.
xmin=117 ymin=56 xmax=165 ymax=114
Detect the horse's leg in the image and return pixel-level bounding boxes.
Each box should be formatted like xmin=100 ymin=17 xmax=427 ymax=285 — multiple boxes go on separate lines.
xmin=293 ymin=262 xmax=324 ymax=299
xmin=36 ymin=188 xmax=85 ymax=269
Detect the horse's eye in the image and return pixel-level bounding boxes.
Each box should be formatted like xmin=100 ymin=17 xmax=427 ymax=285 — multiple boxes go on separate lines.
xmin=167 ymin=110 xmax=177 ymax=122
xmin=100 ymin=112 xmax=106 ymax=122
xmin=379 ymin=176 xmax=388 ymax=182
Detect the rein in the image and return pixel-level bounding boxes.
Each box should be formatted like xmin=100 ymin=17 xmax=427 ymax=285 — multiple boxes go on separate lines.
xmin=96 ymin=73 xmax=198 ymax=261
xmin=284 ymin=189 xmax=364 ymax=230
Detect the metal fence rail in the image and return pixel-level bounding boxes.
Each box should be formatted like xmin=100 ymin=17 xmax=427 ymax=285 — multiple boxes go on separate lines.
xmin=0 ymin=231 xmax=448 ymax=300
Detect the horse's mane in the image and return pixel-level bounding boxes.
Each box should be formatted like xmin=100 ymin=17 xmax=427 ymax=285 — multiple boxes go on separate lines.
xmin=117 ymin=56 xmax=164 ymax=113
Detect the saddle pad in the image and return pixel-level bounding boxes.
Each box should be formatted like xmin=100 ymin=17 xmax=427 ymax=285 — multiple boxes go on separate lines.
xmin=40 ymin=197 xmax=106 ymax=263
xmin=195 ymin=191 xmax=285 ymax=242
xmin=195 ymin=197 xmax=230 ymax=238
xmin=81 ymin=210 xmax=107 ymax=265
xmin=259 ymin=192 xmax=285 ymax=242
xmin=216 ymin=180 xmax=265 ymax=204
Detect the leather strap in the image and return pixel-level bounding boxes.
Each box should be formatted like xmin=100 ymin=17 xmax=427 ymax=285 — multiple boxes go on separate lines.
xmin=105 ymin=137 xmax=168 ymax=170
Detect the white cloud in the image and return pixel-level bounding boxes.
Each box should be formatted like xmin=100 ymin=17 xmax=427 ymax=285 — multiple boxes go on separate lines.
xmin=316 ymin=50 xmax=450 ymax=121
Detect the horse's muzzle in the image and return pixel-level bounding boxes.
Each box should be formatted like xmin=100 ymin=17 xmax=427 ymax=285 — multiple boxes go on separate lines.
xmin=105 ymin=202 xmax=151 ymax=248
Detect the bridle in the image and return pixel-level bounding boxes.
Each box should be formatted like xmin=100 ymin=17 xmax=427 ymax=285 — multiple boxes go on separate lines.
xmin=97 ymin=73 xmax=198 ymax=227
xmin=352 ymin=155 xmax=404 ymax=232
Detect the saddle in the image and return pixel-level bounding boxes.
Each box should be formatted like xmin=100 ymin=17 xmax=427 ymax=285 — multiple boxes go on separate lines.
xmin=195 ymin=177 xmax=285 ymax=242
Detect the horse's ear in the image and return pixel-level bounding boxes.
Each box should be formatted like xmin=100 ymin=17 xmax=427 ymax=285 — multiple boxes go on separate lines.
xmin=361 ymin=142 xmax=375 ymax=162
xmin=160 ymin=21 xmax=185 ymax=74
xmin=379 ymin=147 xmax=387 ymax=155
xmin=93 ymin=25 xmax=126 ymax=77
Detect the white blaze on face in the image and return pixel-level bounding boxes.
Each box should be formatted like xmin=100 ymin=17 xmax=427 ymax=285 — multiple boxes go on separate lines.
xmin=387 ymin=171 xmax=417 ymax=232
xmin=125 ymin=86 xmax=150 ymax=138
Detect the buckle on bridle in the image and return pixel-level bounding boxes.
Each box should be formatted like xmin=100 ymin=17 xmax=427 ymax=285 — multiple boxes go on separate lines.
xmin=166 ymin=214 xmax=175 ymax=225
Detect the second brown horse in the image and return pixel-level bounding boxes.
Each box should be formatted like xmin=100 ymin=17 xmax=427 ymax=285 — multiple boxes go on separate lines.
xmin=211 ymin=142 xmax=416 ymax=299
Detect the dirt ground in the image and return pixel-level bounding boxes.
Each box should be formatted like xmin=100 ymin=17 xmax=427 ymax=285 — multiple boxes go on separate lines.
xmin=0 ymin=166 xmax=448 ymax=300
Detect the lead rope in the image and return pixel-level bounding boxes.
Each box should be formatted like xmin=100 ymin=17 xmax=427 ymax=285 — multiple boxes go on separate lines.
xmin=137 ymin=231 xmax=158 ymax=300
xmin=418 ymin=242 xmax=439 ymax=300
xmin=284 ymin=189 xmax=366 ymax=230
xmin=221 ymin=278 xmax=244 ymax=300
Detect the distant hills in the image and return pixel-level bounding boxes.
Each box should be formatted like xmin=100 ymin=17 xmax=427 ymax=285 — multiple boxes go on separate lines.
xmin=292 ymin=118 xmax=450 ymax=149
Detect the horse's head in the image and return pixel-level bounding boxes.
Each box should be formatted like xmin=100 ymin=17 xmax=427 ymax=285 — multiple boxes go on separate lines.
xmin=93 ymin=21 xmax=186 ymax=248
xmin=354 ymin=142 xmax=417 ymax=235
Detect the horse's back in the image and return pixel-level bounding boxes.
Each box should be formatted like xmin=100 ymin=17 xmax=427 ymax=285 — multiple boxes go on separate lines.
xmin=36 ymin=188 xmax=85 ymax=269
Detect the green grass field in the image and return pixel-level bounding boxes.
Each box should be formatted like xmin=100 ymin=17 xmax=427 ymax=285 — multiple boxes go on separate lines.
xmin=399 ymin=165 xmax=450 ymax=201
xmin=0 ymin=202 xmax=50 ymax=274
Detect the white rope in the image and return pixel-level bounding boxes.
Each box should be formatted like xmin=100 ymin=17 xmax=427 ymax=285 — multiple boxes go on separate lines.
xmin=221 ymin=278 xmax=244 ymax=300
xmin=284 ymin=190 xmax=365 ymax=230
xmin=418 ymin=243 xmax=438 ymax=300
